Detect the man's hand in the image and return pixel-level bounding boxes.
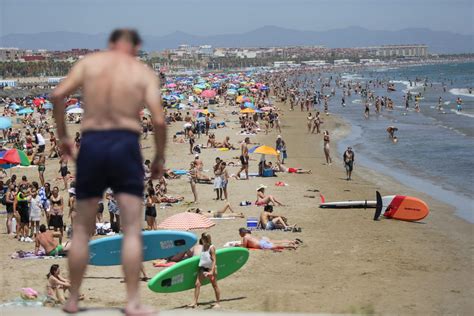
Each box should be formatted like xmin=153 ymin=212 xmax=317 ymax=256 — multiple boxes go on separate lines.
xmin=151 ymin=156 xmax=165 ymax=180
xmin=59 ymin=138 xmax=75 ymax=160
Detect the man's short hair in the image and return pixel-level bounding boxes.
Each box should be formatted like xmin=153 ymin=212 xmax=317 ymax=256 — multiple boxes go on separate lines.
xmin=109 ymin=29 xmax=142 ymax=46
xmin=39 ymin=224 xmax=47 ymax=233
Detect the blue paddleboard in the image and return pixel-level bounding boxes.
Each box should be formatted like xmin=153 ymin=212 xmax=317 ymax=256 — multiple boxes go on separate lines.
xmin=89 ymin=230 xmax=197 ymax=266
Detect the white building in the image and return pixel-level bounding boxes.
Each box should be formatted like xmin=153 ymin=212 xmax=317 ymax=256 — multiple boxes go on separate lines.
xmin=301 ymin=60 xmax=328 ymax=66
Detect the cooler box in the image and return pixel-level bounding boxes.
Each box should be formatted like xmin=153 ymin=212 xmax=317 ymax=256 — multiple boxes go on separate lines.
xmin=247 ymin=217 xmax=258 ymax=230
xmin=262 ymin=169 xmax=275 ymax=177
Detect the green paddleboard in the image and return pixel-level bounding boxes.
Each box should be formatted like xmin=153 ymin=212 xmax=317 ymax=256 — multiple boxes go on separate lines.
xmin=148 ymin=247 xmax=249 ymax=293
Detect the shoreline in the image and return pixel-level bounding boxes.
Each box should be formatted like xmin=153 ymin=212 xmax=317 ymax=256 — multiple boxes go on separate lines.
xmin=334 ymin=114 xmax=473 ymax=224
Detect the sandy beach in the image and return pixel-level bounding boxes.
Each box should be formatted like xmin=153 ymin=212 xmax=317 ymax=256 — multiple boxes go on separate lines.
xmin=0 ymin=92 xmax=472 ymax=315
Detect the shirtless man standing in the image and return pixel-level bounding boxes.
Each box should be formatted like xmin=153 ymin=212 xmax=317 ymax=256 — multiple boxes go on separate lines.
xmin=51 ymin=29 xmax=166 ymax=315
xmin=236 ymin=137 xmax=250 ymax=180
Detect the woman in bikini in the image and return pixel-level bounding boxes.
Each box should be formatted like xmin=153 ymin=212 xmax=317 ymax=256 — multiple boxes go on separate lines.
xmin=323 ymin=130 xmax=332 ymax=165
xmin=145 ymin=188 xmax=158 ymax=230
xmin=49 ymin=187 xmax=64 ymax=244
xmin=47 ymin=264 xmax=71 ymax=304
xmin=59 ymin=155 xmax=69 ymax=190
xmin=37 ymin=154 xmax=46 ymax=187
xmin=306 ymin=112 xmax=314 ymax=133
xmin=256 ymin=186 xmax=284 ymax=206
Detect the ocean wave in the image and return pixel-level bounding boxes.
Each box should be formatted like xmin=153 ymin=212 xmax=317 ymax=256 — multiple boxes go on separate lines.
xmin=449 ymin=88 xmax=474 ymax=98
xmin=390 ymin=80 xmax=420 ymax=93
xmin=341 ymin=73 xmax=365 ymax=81
xmin=450 ymin=109 xmax=474 ymax=118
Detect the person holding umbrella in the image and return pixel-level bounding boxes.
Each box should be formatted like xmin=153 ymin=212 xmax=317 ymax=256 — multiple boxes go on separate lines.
xmin=190 ymin=232 xmax=220 ymax=309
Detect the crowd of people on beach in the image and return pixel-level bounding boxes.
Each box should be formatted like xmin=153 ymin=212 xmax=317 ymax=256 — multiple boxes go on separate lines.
xmin=0 ymin=30 xmax=471 ymax=313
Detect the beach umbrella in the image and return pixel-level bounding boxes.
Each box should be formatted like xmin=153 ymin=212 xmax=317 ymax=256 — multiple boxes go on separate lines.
xmin=226 ymin=89 xmax=237 ymax=95
xmin=244 ymin=102 xmax=255 ymax=109
xmin=42 ymin=102 xmax=53 ymax=110
xmin=66 ymin=108 xmax=84 ymax=114
xmin=66 ymin=98 xmax=78 ymax=106
xmin=0 ymin=149 xmax=30 ymax=166
xmin=250 ymin=145 xmax=279 ymax=156
xmin=167 ymin=83 xmax=177 ymax=88
xmin=158 ymin=212 xmax=215 ymax=231
xmin=240 ymin=108 xmax=255 ymax=114
xmin=238 ymin=88 xmax=248 ymax=93
xmin=0 ymin=117 xmax=12 ymax=129
xmin=66 ymin=103 xmax=80 ymax=111
xmin=201 ymin=90 xmax=216 ymax=99
xmin=17 ymin=108 xmax=34 ymax=115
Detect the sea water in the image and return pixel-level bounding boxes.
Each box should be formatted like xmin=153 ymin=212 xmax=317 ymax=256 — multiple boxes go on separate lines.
xmin=301 ymin=62 xmax=474 ymax=222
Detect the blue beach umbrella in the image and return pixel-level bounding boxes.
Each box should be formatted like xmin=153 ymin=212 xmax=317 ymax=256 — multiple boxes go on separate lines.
xmin=17 ymin=108 xmax=34 ymax=115
xmin=42 ymin=102 xmax=53 ymax=110
xmin=244 ymin=102 xmax=255 ymax=109
xmin=0 ymin=117 xmax=12 ymax=129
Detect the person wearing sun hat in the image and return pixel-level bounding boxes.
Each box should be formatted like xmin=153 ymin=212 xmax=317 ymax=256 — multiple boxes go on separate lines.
xmin=255 ymin=184 xmax=284 ymax=206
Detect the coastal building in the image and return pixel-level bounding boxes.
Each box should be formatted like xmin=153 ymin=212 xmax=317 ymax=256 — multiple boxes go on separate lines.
xmin=301 ymin=60 xmax=328 ymax=66
xmin=365 ymin=45 xmax=428 ymax=58
xmin=0 ymin=48 xmax=25 ymax=62
xmin=334 ymin=59 xmax=355 ymax=65
xmin=0 ymin=79 xmax=17 ymax=87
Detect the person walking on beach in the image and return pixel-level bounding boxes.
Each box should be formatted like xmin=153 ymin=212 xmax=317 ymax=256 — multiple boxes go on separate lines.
xmin=236 ymin=137 xmax=250 ymax=180
xmin=323 ymin=130 xmax=332 ymax=165
xmin=343 ymin=147 xmax=355 ymax=181
xmin=51 ymin=29 xmax=166 ymax=315
xmin=190 ymin=232 xmax=220 ymax=309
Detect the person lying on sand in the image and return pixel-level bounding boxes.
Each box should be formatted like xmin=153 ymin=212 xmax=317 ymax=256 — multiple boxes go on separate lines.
xmin=256 ymin=185 xmax=284 ymax=206
xmin=238 ymin=228 xmax=301 ymax=250
xmin=35 ymin=224 xmax=71 ymax=256
xmin=270 ymin=162 xmax=312 ymax=174
xmin=188 ymin=202 xmax=244 ymax=218
xmin=259 ymin=205 xmax=295 ymax=230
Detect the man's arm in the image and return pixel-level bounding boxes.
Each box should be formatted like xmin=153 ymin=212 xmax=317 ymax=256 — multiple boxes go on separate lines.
xmin=34 ymin=238 xmax=40 ymax=255
xmin=144 ymin=71 xmax=167 ymax=179
xmin=50 ymin=60 xmax=85 ymax=156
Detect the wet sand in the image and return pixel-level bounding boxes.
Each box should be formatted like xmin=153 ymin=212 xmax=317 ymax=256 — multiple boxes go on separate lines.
xmin=0 ymin=98 xmax=472 ymax=314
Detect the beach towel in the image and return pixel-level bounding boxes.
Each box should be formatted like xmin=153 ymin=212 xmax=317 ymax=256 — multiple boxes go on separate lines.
xmin=152 ymin=260 xmax=176 ymax=268
xmin=11 ymin=250 xmax=64 ymax=260
xmin=275 ymin=181 xmax=288 ymax=187
xmin=172 ymin=169 xmax=188 ymax=175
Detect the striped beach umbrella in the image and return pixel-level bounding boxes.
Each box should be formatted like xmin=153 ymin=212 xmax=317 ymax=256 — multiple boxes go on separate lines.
xmin=158 ymin=212 xmax=215 ymax=231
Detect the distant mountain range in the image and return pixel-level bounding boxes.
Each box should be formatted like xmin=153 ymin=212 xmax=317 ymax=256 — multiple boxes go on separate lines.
xmin=1 ymin=26 xmax=472 ymax=54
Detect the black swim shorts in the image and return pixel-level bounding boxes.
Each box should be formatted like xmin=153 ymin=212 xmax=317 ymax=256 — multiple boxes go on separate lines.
xmin=240 ymin=155 xmax=249 ymax=166
xmin=76 ymin=130 xmax=144 ymax=200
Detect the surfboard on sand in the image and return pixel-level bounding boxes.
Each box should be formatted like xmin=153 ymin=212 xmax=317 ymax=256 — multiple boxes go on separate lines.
xmin=148 ymin=247 xmax=249 ymax=293
xmin=319 ymin=191 xmax=429 ymax=222
xmin=89 ymin=231 xmax=197 ymax=266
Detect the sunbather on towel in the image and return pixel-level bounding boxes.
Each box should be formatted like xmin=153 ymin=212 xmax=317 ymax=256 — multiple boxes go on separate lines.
xmin=238 ymin=228 xmax=301 ymax=250
xmin=259 ymin=205 xmax=295 ymax=230
xmin=270 ymin=162 xmax=312 ymax=174
xmin=188 ymin=202 xmax=244 ymax=218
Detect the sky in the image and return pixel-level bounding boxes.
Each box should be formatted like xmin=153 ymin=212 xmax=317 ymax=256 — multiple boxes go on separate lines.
xmin=1 ymin=0 xmax=473 ymax=36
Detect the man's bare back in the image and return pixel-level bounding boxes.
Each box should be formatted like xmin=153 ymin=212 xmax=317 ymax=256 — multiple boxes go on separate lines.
xmin=64 ymin=51 xmax=158 ymax=134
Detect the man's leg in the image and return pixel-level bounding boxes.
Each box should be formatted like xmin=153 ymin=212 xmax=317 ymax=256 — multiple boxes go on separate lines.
xmin=63 ymin=197 xmax=99 ymax=313
xmin=115 ymin=193 xmax=151 ymax=314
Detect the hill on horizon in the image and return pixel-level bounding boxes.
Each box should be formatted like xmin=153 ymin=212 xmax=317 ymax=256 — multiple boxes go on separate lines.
xmin=1 ymin=26 xmax=472 ymax=54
